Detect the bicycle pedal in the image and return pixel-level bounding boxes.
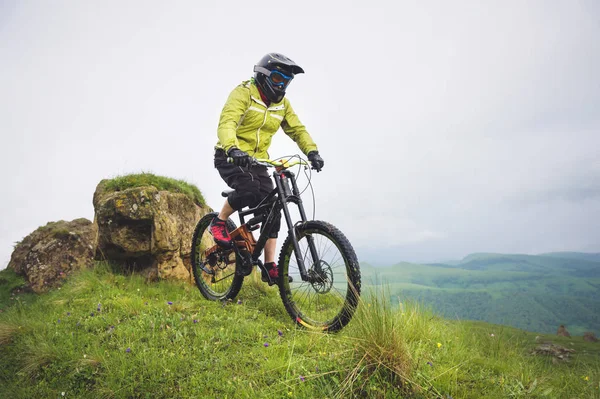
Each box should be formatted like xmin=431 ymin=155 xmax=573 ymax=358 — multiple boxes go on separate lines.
xmin=261 ymin=274 xmax=277 ymax=286
xmin=261 ymin=273 xmax=293 ymax=286
xmin=215 ymin=240 xmax=234 ymax=249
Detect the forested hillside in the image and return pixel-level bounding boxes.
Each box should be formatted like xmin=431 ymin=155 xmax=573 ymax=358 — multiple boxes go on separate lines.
xmin=362 ymin=253 xmax=600 ymax=335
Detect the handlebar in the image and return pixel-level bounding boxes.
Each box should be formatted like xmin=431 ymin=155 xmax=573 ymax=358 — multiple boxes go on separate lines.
xmin=227 ymin=157 xmax=309 ymax=169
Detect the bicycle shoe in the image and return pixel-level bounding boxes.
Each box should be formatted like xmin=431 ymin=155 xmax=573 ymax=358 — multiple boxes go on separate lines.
xmin=261 ymin=262 xmax=293 ymax=286
xmin=209 ymin=217 xmax=233 ymax=248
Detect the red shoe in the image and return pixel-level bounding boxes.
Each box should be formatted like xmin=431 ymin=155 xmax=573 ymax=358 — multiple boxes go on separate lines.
xmin=209 ymin=217 xmax=232 ymax=248
xmin=262 ymin=262 xmax=279 ymax=286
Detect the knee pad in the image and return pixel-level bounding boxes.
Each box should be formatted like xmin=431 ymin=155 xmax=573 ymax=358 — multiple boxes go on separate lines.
xmin=229 ymin=189 xmax=263 ymax=210
xmin=260 ymin=213 xmax=281 ymax=238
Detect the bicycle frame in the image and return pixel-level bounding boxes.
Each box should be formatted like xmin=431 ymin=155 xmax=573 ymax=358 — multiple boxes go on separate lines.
xmin=231 ymin=164 xmax=321 ymax=281
xmin=193 ymin=156 xmax=360 ymax=332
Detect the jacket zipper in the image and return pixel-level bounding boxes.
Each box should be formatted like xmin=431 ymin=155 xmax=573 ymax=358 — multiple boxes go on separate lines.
xmin=255 ymin=106 xmax=269 ymax=155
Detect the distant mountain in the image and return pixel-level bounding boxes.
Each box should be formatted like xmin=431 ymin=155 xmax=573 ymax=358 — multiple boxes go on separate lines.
xmin=538 ymin=252 xmax=600 ymax=263
xmin=362 ymin=252 xmax=600 ymax=335
xmin=450 ymin=252 xmax=600 ymax=277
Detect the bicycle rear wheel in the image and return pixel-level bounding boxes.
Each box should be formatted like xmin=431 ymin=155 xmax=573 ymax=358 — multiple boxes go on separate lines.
xmin=191 ymin=212 xmax=244 ymax=301
xmin=278 ymin=220 xmax=361 ymax=332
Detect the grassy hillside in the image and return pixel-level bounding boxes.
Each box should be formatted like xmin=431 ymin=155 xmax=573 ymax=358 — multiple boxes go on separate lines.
xmin=1 ymin=265 xmax=599 ymax=398
xmin=362 ymin=253 xmax=600 ymax=336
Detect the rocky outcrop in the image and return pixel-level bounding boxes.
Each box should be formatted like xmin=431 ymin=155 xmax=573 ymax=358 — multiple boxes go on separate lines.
xmin=556 ymin=325 xmax=570 ymax=337
xmin=93 ymin=182 xmax=209 ymax=281
xmin=583 ymin=332 xmax=599 ymax=343
xmin=531 ymin=343 xmax=575 ymax=362
xmin=7 ymin=219 xmax=97 ymax=293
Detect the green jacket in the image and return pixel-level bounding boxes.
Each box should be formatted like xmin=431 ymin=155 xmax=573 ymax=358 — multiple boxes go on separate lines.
xmin=215 ymin=79 xmax=318 ymax=159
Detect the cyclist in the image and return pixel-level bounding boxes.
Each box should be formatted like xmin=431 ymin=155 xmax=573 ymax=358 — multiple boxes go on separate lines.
xmin=210 ymin=53 xmax=324 ymax=285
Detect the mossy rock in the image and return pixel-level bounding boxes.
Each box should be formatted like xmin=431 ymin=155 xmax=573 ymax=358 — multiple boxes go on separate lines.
xmin=7 ymin=219 xmax=97 ymax=293
xmin=93 ymin=173 xmax=206 ymax=208
xmin=93 ymin=176 xmax=211 ymax=282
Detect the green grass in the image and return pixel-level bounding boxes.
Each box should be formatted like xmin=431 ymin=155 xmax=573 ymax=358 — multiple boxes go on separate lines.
xmin=1 ymin=264 xmax=599 ymax=398
xmin=0 ymin=268 xmax=35 ymax=311
xmin=99 ymin=173 xmax=206 ymax=207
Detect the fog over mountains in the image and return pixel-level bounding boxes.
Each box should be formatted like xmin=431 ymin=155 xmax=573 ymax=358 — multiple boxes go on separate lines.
xmin=360 ymin=252 xmax=600 ymax=335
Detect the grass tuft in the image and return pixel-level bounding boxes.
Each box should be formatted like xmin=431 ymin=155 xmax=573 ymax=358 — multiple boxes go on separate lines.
xmin=0 ymin=322 xmax=19 ymax=345
xmin=20 ymin=341 xmax=63 ymax=377
xmin=341 ymin=287 xmax=416 ymax=397
xmin=100 ymin=172 xmax=206 ymax=206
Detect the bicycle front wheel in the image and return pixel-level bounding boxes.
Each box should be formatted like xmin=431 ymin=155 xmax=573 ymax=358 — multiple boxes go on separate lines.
xmin=191 ymin=212 xmax=244 ymax=301
xmin=278 ymin=220 xmax=361 ymax=332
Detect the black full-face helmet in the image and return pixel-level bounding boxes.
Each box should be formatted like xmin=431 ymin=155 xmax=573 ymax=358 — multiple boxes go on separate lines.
xmin=253 ymin=53 xmax=304 ymax=103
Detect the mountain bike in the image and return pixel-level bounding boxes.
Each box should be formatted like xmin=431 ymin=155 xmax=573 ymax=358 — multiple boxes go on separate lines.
xmin=190 ymin=156 xmax=361 ymax=332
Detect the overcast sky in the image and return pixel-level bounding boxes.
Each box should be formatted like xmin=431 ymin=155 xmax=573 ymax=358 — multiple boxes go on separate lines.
xmin=1 ymin=1 xmax=599 ymax=269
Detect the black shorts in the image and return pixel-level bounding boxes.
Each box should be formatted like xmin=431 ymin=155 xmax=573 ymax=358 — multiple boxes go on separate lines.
xmin=214 ymin=149 xmax=280 ymax=237
xmin=214 ymin=149 xmax=274 ymax=210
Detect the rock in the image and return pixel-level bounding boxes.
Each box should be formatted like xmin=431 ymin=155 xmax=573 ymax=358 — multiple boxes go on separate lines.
xmin=583 ymin=332 xmax=599 ymax=343
xmin=531 ymin=343 xmax=575 ymax=361
xmin=557 ymin=325 xmax=571 ymax=337
xmin=7 ymin=219 xmax=97 ymax=293
xmin=93 ymin=182 xmax=209 ymax=281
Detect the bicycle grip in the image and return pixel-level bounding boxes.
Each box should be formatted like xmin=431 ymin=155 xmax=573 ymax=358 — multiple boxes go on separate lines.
xmin=226 ymin=157 xmax=256 ymax=166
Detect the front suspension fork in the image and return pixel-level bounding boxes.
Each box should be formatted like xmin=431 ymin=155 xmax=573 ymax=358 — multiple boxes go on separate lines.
xmin=277 ymin=171 xmax=321 ymax=281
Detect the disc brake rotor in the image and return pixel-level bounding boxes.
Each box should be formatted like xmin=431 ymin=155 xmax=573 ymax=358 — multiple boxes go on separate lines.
xmin=308 ymin=260 xmax=333 ymax=294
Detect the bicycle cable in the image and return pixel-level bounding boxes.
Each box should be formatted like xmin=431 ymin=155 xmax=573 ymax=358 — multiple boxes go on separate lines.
xmin=303 ymin=162 xmax=317 ymax=221
xmin=273 ymin=154 xmax=317 ymax=220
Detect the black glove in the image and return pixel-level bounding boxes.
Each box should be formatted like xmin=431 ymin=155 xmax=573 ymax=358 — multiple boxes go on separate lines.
xmin=227 ymin=147 xmax=250 ymax=167
xmin=307 ymin=151 xmax=324 ymax=172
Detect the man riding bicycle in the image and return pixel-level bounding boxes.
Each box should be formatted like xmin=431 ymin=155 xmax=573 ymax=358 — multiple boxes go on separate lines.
xmin=210 ymin=53 xmax=325 ymax=284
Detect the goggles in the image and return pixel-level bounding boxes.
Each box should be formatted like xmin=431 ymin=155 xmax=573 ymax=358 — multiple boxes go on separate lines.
xmin=254 ymin=66 xmax=294 ymax=88
xmin=268 ymin=70 xmax=293 ymax=87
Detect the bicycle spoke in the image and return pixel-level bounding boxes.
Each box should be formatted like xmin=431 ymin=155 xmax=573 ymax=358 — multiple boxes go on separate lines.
xmin=287 ymin=231 xmax=349 ymax=321
xmin=279 ymin=221 xmax=360 ymax=332
xmin=191 ymin=213 xmax=243 ymax=301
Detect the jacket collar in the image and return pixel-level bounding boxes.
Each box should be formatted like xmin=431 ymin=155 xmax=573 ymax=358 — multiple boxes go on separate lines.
xmin=247 ymin=80 xmax=285 ymax=110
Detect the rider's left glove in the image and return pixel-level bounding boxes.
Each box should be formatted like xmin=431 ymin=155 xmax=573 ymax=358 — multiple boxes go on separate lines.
xmin=308 ymin=151 xmax=324 ymax=172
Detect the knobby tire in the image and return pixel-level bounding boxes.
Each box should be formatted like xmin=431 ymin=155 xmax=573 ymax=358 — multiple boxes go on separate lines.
xmin=191 ymin=212 xmax=244 ymax=301
xmin=278 ymin=220 xmax=361 ymax=332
